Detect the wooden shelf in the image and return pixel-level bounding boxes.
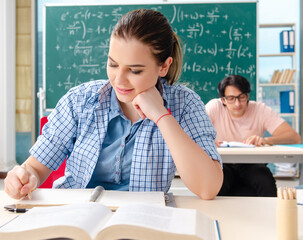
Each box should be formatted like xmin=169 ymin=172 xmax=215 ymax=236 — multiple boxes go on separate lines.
xmin=279 ymin=113 xmax=298 ymax=118
xmin=259 ymin=23 xmax=295 ymax=28
xmin=259 ymin=53 xmax=295 ymax=57
xmin=259 ymin=83 xmax=296 ymax=87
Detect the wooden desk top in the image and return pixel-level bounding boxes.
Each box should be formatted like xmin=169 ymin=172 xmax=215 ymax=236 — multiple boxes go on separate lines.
xmin=218 ymin=145 xmax=303 ymax=156
xmin=175 ymin=195 xmax=303 ymax=240
xmin=0 ymin=191 xmax=302 ymax=240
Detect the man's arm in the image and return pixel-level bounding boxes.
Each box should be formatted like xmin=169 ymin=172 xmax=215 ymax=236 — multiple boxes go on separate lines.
xmin=244 ymin=121 xmax=301 ymax=146
xmin=265 ymin=121 xmax=301 ymax=145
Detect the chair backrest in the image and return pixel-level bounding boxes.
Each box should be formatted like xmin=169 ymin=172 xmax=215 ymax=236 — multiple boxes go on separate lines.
xmin=38 ymin=116 xmax=66 ymax=188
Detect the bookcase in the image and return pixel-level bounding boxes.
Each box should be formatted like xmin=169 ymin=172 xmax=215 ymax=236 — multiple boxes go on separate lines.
xmin=258 ymin=23 xmax=298 ymax=132
xmin=258 ymin=23 xmax=299 ymax=178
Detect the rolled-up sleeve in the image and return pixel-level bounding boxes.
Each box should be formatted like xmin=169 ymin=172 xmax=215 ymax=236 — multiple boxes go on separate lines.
xmin=30 ymin=89 xmax=78 ymax=171
xmin=179 ymin=91 xmax=222 ymax=166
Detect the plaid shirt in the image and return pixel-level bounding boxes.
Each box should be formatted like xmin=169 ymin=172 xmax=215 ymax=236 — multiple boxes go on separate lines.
xmin=30 ymin=79 xmax=221 ymax=192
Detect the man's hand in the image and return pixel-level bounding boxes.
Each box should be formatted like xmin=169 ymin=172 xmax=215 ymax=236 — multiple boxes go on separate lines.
xmin=244 ymin=135 xmax=267 ymax=146
xmin=215 ymin=140 xmax=223 ymax=147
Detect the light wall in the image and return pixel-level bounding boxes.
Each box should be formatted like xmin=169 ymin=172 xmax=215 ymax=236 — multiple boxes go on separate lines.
xmin=0 ymin=0 xmax=16 ymax=170
xmin=16 ymin=0 xmax=32 ymax=132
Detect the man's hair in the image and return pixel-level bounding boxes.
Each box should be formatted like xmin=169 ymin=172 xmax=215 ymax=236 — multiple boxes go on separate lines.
xmin=217 ymin=75 xmax=251 ymax=98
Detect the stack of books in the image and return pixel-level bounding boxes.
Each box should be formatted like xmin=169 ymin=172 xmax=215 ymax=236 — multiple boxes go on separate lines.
xmin=270 ymin=69 xmax=295 ymax=84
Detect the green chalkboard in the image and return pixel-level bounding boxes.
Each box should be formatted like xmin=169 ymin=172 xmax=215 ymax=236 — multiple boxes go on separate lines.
xmin=44 ymin=2 xmax=257 ymax=110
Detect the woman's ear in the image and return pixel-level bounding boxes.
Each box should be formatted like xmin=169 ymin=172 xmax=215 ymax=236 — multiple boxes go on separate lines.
xmin=159 ymin=57 xmax=173 ymax=77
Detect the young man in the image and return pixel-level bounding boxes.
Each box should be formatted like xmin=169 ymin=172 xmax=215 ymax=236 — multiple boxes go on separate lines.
xmin=205 ymin=75 xmax=301 ymax=197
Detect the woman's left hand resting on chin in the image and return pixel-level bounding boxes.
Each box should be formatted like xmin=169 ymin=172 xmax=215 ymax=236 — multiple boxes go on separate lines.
xmin=132 ymin=86 xmax=168 ymax=122
xmin=132 ymin=87 xmax=223 ymax=200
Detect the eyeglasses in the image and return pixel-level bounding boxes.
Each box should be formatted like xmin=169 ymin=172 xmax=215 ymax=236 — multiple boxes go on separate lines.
xmin=224 ymin=93 xmax=248 ymax=103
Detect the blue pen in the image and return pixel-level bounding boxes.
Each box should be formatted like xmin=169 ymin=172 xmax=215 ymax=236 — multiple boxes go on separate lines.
xmin=215 ymin=220 xmax=221 ymax=240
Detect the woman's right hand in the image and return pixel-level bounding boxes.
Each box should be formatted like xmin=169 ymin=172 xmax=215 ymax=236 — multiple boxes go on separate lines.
xmin=4 ymin=164 xmax=38 ymax=200
xmin=5 ymin=156 xmax=53 ymax=199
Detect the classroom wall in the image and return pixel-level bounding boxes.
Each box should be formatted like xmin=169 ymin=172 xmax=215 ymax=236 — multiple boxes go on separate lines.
xmin=10 ymin=0 xmax=303 ymax=167
xmin=15 ymin=0 xmax=33 ymax=164
xmin=16 ymin=0 xmax=32 ymax=132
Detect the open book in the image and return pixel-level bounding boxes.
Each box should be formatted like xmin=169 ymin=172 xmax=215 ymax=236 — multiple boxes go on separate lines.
xmin=10 ymin=189 xmax=165 ymax=210
xmin=0 ymin=202 xmax=220 ymax=240
xmin=219 ymin=141 xmax=255 ymax=148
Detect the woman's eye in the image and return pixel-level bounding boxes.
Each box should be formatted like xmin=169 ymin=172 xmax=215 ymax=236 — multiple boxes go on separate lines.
xmin=131 ymin=69 xmax=142 ymax=74
xmin=108 ymin=63 xmax=118 ymax=68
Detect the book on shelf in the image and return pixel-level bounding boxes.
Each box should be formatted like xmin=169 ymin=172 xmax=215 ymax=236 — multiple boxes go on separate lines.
xmin=280 ymin=30 xmax=289 ymax=52
xmin=288 ymin=30 xmax=295 ymax=52
xmin=280 ymin=90 xmax=295 ymax=113
xmin=280 ymin=69 xmax=295 ymax=84
xmin=0 ymin=202 xmax=221 ymax=240
xmin=279 ymin=69 xmax=288 ymax=83
xmin=270 ymin=69 xmax=295 ymax=84
xmin=270 ymin=70 xmax=281 ymax=83
xmin=280 ymin=30 xmax=295 ymax=53
xmin=219 ymin=141 xmax=255 ymax=148
xmin=8 ymin=189 xmax=166 ymax=211
xmin=286 ymin=69 xmax=295 ymax=83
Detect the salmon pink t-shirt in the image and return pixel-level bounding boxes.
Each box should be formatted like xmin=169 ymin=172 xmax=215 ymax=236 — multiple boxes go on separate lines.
xmin=205 ymin=99 xmax=285 ymax=142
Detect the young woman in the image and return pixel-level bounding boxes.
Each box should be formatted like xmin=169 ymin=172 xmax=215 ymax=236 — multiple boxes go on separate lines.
xmin=5 ymin=9 xmax=222 ymax=200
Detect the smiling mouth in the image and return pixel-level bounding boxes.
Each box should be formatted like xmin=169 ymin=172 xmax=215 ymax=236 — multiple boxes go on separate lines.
xmin=116 ymin=87 xmax=133 ymax=95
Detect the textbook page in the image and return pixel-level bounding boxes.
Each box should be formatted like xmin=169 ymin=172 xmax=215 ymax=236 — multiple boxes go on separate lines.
xmin=13 ymin=189 xmax=165 ymax=209
xmin=98 ymin=203 xmax=218 ymax=240
xmin=0 ymin=202 xmax=219 ymax=240
xmin=0 ymin=203 xmax=112 ymax=240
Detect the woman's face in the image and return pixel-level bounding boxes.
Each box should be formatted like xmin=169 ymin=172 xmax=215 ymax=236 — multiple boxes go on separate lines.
xmin=107 ymin=36 xmax=171 ymax=104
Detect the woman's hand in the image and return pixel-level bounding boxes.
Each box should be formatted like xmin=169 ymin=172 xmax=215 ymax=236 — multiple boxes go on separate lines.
xmin=4 ymin=164 xmax=38 ymax=199
xmin=132 ymin=86 xmax=168 ymax=123
xmin=4 ymin=156 xmax=52 ymax=199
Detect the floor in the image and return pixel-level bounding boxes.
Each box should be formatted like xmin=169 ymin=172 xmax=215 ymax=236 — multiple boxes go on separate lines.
xmin=0 ymin=177 xmax=299 ymax=196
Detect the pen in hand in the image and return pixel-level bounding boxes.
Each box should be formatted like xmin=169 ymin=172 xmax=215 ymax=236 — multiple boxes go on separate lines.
xmin=20 ymin=164 xmax=35 ymax=200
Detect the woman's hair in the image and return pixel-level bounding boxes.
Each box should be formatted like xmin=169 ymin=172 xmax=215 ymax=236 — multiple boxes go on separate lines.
xmin=217 ymin=75 xmax=251 ymax=97
xmin=111 ymin=9 xmax=183 ymax=85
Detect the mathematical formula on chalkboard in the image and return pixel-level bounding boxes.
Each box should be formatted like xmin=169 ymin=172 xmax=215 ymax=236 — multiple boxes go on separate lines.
xmin=44 ymin=3 xmax=257 ymax=109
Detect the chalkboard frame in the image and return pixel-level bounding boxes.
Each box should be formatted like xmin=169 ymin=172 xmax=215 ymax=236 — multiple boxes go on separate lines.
xmin=42 ymin=0 xmax=258 ymax=112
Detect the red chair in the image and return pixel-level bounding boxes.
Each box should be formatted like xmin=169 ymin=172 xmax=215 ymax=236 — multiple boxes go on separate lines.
xmin=38 ymin=116 xmax=66 ymax=188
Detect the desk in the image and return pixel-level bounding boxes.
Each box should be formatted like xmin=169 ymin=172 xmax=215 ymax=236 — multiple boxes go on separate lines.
xmin=218 ymin=145 xmax=303 ymax=184
xmin=0 ymin=191 xmax=302 ymax=240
